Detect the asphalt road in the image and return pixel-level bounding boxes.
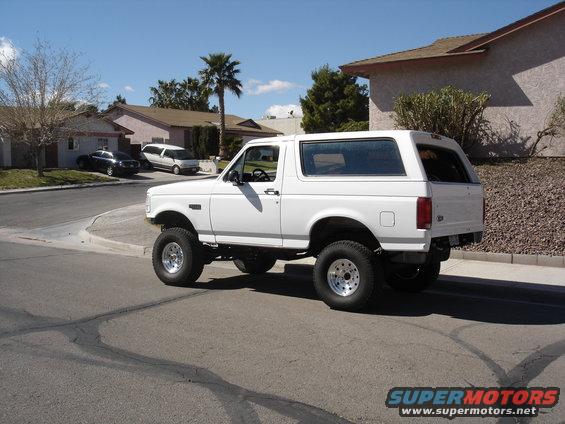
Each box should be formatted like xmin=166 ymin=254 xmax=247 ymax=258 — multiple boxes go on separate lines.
xmin=0 ymin=183 xmax=154 ymax=228
xmin=1 ymin=186 xmax=564 ymax=423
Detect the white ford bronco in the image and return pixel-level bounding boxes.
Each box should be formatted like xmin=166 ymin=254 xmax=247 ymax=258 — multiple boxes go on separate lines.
xmin=146 ymin=130 xmax=484 ymax=311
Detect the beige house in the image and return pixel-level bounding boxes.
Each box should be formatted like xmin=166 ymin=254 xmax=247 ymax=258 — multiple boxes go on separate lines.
xmin=341 ymin=2 xmax=565 ymax=157
xmin=255 ymin=116 xmax=305 ymax=136
xmin=105 ymin=104 xmax=281 ymax=158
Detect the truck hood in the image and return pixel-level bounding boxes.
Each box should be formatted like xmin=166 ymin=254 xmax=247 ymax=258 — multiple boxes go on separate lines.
xmin=147 ymin=176 xmax=218 ymax=196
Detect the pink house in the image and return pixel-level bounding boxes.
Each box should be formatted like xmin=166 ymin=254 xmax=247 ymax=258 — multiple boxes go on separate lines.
xmin=341 ymin=2 xmax=565 ymax=157
xmin=105 ymin=104 xmax=280 ymax=159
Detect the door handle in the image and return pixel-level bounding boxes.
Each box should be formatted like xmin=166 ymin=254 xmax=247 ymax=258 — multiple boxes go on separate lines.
xmin=264 ymin=188 xmax=280 ymax=195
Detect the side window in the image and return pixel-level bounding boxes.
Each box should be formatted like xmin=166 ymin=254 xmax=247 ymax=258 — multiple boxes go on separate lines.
xmin=101 ymin=152 xmax=112 ymax=159
xmin=243 ymin=145 xmax=279 ymax=182
xmin=301 ymin=139 xmax=405 ymax=176
xmin=163 ymin=149 xmax=174 ymax=158
xmin=154 ymin=147 xmax=164 ymax=156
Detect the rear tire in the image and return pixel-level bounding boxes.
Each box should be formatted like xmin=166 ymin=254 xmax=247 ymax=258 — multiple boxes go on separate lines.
xmin=77 ymin=159 xmax=86 ymax=169
xmin=386 ymin=262 xmax=440 ymax=292
xmin=234 ymin=254 xmax=277 ymax=274
xmin=172 ymin=165 xmax=181 ymax=175
xmin=106 ymin=166 xmax=114 ymax=176
xmin=313 ymin=240 xmax=383 ymax=311
xmin=152 ymin=228 xmax=204 ymax=286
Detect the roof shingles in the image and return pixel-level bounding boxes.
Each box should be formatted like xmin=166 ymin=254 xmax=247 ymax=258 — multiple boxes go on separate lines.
xmin=111 ymin=104 xmax=280 ymax=135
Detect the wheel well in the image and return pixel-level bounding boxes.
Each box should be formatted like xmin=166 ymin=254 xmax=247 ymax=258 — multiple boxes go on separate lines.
xmin=309 ymin=217 xmax=380 ymax=255
xmin=153 ymin=211 xmax=196 ymax=234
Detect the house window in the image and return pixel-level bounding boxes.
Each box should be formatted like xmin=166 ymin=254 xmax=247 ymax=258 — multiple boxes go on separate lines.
xmin=68 ymin=137 xmax=78 ymax=151
xmin=98 ymin=138 xmax=109 ymax=150
xmin=151 ymin=137 xmax=164 ymax=144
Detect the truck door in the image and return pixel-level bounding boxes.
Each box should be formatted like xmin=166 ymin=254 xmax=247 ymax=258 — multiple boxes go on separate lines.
xmin=210 ymin=143 xmax=284 ymax=246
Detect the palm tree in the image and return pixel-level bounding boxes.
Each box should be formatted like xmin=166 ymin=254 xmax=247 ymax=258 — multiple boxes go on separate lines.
xmin=199 ymin=53 xmax=242 ymax=158
xmin=149 ymin=79 xmax=179 ymax=108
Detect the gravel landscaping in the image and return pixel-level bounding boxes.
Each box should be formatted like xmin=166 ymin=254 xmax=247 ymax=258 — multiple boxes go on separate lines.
xmin=458 ymin=157 xmax=564 ymax=256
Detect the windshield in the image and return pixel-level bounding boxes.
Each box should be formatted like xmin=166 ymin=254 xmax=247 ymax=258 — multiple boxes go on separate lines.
xmin=171 ymin=149 xmax=194 ymax=160
xmin=113 ymin=152 xmax=132 ymax=160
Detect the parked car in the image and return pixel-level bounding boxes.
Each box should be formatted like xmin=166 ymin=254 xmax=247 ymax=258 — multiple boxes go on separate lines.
xmin=77 ymin=150 xmax=140 ymax=176
xmin=140 ymin=144 xmax=200 ymax=175
xmin=146 ymin=131 xmax=484 ymax=311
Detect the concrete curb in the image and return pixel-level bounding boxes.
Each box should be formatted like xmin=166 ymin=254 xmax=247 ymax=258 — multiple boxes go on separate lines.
xmin=0 ymin=180 xmax=137 ymax=195
xmin=451 ymin=249 xmax=564 ymax=268
xmin=79 ymin=229 xmax=149 ymax=256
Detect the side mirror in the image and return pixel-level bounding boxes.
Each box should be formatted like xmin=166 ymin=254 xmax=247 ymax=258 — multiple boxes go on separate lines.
xmin=227 ymin=169 xmax=243 ymax=186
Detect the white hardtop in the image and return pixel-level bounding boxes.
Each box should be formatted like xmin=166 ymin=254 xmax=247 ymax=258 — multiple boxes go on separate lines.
xmin=244 ymin=130 xmax=457 ymax=145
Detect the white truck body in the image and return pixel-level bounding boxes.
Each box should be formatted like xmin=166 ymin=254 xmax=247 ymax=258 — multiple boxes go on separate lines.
xmin=147 ymin=130 xmax=483 ymax=253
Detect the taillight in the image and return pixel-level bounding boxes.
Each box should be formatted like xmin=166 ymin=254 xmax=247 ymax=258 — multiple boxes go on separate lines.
xmin=417 ymin=197 xmax=432 ymax=229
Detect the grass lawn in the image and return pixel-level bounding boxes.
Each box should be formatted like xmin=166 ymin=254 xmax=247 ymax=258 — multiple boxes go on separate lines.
xmin=0 ymin=169 xmax=117 ymax=190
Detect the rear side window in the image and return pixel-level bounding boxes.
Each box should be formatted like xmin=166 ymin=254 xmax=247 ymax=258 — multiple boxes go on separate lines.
xmin=417 ymin=145 xmax=470 ymax=183
xmin=301 ymin=139 xmax=405 ymax=176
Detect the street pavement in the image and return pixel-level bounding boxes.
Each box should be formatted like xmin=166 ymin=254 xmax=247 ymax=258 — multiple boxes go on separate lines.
xmin=0 ymin=184 xmax=564 ymax=423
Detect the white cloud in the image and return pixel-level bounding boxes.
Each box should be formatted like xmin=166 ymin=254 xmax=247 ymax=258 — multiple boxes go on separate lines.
xmin=264 ymin=104 xmax=303 ymax=119
xmin=97 ymin=82 xmax=110 ymax=89
xmin=0 ymin=37 xmax=18 ymax=66
xmin=245 ymin=79 xmax=302 ymax=95
xmin=124 ymin=85 xmax=134 ymax=92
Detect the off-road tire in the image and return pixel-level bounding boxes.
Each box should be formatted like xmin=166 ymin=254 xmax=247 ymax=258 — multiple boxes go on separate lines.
xmin=386 ymin=262 xmax=440 ymax=292
xmin=152 ymin=227 xmax=204 ymax=286
xmin=234 ymin=255 xmax=277 ymax=274
xmin=313 ymin=240 xmax=383 ymax=311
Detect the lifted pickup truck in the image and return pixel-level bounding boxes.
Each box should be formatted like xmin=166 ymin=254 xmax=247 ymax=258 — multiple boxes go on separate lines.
xmin=146 ymin=131 xmax=484 ymax=311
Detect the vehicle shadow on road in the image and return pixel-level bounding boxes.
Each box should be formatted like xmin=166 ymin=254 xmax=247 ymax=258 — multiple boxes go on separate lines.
xmin=197 ymin=264 xmax=565 ymax=326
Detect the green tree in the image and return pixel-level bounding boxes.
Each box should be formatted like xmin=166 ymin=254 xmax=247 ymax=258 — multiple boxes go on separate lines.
xmin=300 ymin=65 xmax=368 ymax=133
xmin=199 ymin=53 xmax=242 ymax=158
xmin=393 ymin=86 xmax=490 ymax=153
xmin=149 ymin=77 xmax=212 ymax=111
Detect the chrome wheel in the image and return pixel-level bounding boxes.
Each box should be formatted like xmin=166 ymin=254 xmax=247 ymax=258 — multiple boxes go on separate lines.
xmin=173 ymin=166 xmax=180 ymax=175
xmin=161 ymin=242 xmax=184 ymax=274
xmin=106 ymin=166 xmax=113 ymax=176
xmin=326 ymin=258 xmax=360 ymax=297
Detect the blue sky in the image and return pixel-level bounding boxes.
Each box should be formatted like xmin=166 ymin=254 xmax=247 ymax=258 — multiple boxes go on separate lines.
xmin=0 ymin=0 xmax=557 ymax=119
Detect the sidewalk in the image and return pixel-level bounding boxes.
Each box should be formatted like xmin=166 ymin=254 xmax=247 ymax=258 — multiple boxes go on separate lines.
xmin=85 ymin=204 xmax=565 ymax=298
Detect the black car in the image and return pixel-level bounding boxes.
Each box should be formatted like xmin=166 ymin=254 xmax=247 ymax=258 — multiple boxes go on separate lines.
xmin=77 ymin=150 xmax=140 ymax=176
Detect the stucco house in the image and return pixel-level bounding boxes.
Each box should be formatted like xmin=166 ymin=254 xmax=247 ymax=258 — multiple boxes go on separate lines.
xmin=105 ymin=104 xmax=281 ymax=158
xmin=0 ymin=112 xmax=134 ymax=168
xmin=341 ymin=2 xmax=565 ymax=157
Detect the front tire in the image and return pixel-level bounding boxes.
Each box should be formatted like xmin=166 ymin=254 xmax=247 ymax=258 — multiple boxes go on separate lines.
xmin=313 ymin=240 xmax=383 ymax=311
xmin=152 ymin=228 xmax=204 ymax=286
xmin=234 ymin=254 xmax=277 ymax=274
xmin=386 ymin=262 xmax=440 ymax=292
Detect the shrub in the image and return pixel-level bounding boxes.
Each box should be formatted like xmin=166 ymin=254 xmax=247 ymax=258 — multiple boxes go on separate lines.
xmin=192 ymin=126 xmax=219 ymax=158
xmin=337 ymin=120 xmax=369 ymax=132
xmin=393 ymin=86 xmax=490 ymax=152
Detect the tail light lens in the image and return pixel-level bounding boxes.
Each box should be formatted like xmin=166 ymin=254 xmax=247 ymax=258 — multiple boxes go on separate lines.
xmin=417 ymin=197 xmax=432 ymax=229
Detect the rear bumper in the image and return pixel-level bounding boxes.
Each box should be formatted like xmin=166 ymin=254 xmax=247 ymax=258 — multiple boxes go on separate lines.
xmin=387 ymin=231 xmax=482 ymax=265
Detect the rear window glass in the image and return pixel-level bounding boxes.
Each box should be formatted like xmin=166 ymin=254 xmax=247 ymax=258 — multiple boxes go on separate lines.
xmin=301 ymin=139 xmax=405 ymax=176
xmin=417 ymin=145 xmax=470 ymax=183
